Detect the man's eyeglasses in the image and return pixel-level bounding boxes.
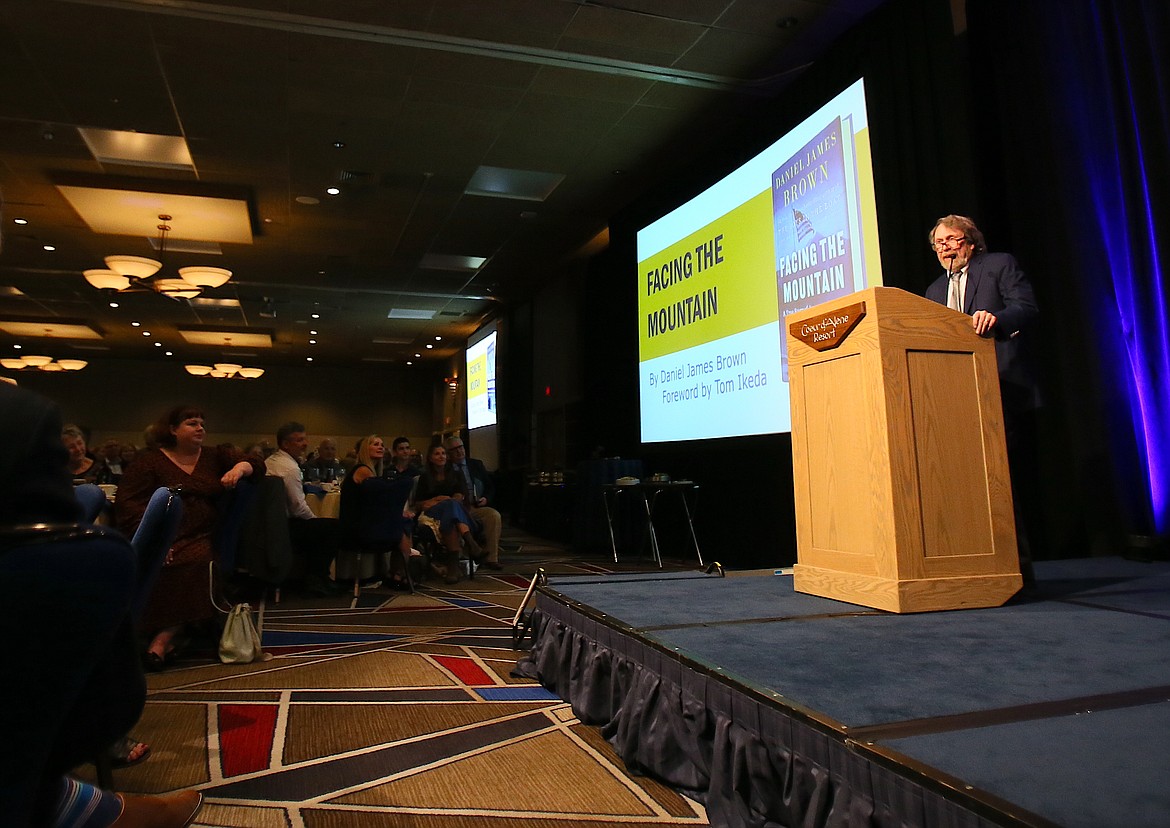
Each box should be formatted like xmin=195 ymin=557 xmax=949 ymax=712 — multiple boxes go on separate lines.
xmin=931 ymin=236 xmax=969 ymax=251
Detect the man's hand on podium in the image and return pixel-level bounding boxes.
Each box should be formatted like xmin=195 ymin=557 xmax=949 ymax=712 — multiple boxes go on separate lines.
xmin=971 ymin=309 xmax=998 ymax=336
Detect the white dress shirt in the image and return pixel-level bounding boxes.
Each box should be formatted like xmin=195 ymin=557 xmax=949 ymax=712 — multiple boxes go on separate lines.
xmin=265 ymin=449 xmax=315 ymax=520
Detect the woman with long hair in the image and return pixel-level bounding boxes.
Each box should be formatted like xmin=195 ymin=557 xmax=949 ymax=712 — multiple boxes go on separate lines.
xmin=411 ymin=443 xmax=483 ymax=583
xmin=339 ymin=435 xmax=419 ymax=589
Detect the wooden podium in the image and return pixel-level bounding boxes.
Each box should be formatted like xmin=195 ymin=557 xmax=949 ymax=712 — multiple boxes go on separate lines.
xmin=786 ymin=286 xmax=1021 ymax=613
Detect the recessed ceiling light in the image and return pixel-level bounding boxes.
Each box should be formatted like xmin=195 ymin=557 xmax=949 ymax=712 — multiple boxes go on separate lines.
xmin=435 ymin=336 xmax=442 ymax=341
xmin=311 ymin=313 xmax=320 ymax=319
xmin=0 ymin=321 xmax=102 ymax=339
xmin=142 ymin=331 xmax=151 ymax=337
xmin=309 ymin=339 xmax=317 ymax=345
xmin=326 ymin=187 xmax=340 ymax=196
xmin=426 ymin=344 xmax=433 ymax=349
xmin=306 ymin=356 xmax=313 ymax=362
xmin=131 ymin=321 xmax=141 ymax=327
xmin=154 ymin=342 xmax=162 ymax=347
xmin=310 ymin=330 xmax=318 ymax=335
xmin=419 ymin=253 xmax=487 ymax=272
xmin=178 ymin=329 xmax=273 ymax=348
xmin=165 ymin=351 xmax=173 ymax=356
xmin=43 ymin=244 xmax=55 ymax=251
xmin=13 ymin=344 xmax=21 ymax=349
xmin=332 ymin=141 xmax=346 ymax=149
xmin=465 ymin=165 xmax=564 ymax=202
xmin=13 ymin=218 xmax=27 ymax=225
xmin=406 ymin=360 xmax=413 ymax=365
xmin=109 ymin=302 xmax=119 ymax=308
xmin=414 ymin=353 xmax=421 ymax=358
xmin=77 ymin=127 xmax=195 ymax=170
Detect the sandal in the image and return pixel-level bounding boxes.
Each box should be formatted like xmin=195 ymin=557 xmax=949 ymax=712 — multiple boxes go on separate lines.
xmin=108 ymin=735 xmax=152 ymax=768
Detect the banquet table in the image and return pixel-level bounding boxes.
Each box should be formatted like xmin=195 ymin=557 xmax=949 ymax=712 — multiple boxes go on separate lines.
xmin=306 ymin=488 xmax=341 ymax=519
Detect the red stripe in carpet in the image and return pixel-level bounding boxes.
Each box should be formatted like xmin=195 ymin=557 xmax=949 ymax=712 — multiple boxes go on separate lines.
xmin=434 ymin=655 xmax=495 ymax=685
xmin=219 ymin=703 xmax=278 ymax=777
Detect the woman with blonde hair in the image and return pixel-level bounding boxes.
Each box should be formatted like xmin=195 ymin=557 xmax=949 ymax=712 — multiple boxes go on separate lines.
xmin=339 ymin=435 xmax=419 ymax=589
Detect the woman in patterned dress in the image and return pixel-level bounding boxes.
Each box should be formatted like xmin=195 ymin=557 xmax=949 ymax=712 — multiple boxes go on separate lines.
xmin=116 ymin=405 xmax=263 ymax=668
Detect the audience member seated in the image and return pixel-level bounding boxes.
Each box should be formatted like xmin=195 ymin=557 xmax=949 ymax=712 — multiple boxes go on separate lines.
xmin=265 ymin=422 xmax=341 ymax=596
xmin=410 ymin=443 xmax=484 ymax=584
xmin=1 ymin=383 xmax=203 ymax=827
xmin=339 ymin=436 xmax=419 ymax=589
xmin=62 ymin=424 xmax=105 ymax=485
xmin=304 ymin=437 xmax=344 ymax=483
xmin=243 ymin=441 xmax=271 ymax=462
xmin=444 ymin=435 xmax=504 ymax=571
xmin=95 ymin=439 xmax=124 ymax=484
xmin=116 ymin=405 xmax=263 ymax=670
xmin=120 ymin=442 xmax=139 ymax=472
xmin=383 ymin=435 xmax=422 ymax=484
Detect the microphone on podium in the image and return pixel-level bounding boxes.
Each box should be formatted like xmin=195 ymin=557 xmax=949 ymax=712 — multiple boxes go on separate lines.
xmin=945 ymin=253 xmax=960 ymax=311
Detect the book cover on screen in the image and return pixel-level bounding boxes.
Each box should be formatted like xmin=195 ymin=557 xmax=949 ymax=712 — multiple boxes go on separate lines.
xmin=772 ymin=116 xmax=864 ymax=380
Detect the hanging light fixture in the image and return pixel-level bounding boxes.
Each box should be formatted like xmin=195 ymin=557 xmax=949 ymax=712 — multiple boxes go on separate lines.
xmin=0 ymin=355 xmax=88 ymax=372
xmin=184 ymin=362 xmax=264 ymax=379
xmin=82 ymin=215 xmax=233 ymax=301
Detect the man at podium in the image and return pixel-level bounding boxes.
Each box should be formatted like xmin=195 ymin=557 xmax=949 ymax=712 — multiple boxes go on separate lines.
xmin=926 ymin=214 xmax=1042 ymax=580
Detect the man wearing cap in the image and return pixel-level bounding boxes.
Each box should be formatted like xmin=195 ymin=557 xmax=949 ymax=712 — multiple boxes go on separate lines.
xmin=444 ymin=436 xmax=503 ymax=570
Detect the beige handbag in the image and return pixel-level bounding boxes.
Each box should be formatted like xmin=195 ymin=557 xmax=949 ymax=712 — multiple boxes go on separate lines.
xmin=218 ymin=602 xmax=264 ymax=664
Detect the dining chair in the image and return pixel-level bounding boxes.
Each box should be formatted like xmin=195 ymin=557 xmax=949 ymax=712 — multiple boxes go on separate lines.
xmin=128 ymin=487 xmax=184 ymax=620
xmin=73 ymin=483 xmax=108 ymax=524
xmin=339 ymin=475 xmax=420 ymax=605
xmin=0 ymin=522 xmax=141 ymax=792
xmin=214 ymin=476 xmax=293 ymax=610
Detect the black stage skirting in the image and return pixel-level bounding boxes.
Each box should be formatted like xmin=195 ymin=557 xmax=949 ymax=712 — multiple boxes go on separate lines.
xmin=516 ymin=558 xmax=1170 ymax=828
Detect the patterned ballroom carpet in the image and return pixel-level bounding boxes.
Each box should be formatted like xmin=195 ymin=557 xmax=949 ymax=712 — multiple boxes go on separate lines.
xmin=86 ymin=532 xmax=711 ymax=827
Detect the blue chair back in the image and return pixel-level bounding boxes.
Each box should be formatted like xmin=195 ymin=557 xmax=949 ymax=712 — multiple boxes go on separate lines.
xmin=73 ymin=483 xmax=108 ymax=523
xmin=232 ymin=476 xmax=293 ymax=585
xmin=215 ymin=476 xmax=259 ymax=572
xmin=129 ymin=487 xmax=183 ymax=620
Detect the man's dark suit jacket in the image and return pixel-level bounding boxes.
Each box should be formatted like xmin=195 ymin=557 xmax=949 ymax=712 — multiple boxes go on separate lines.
xmin=458 ymin=457 xmax=495 ymax=503
xmin=926 ymin=251 xmax=1041 ymax=414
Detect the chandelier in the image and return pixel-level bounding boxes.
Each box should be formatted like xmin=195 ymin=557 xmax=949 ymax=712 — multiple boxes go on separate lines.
xmin=0 ymin=355 xmax=88 ymax=372
xmin=83 ymin=215 xmax=232 ymax=300
xmin=185 ymin=363 xmax=264 ymax=379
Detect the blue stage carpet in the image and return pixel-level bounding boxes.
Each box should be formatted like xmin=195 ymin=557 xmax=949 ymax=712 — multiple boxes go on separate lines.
xmin=529 ymin=557 xmax=1170 ymax=827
